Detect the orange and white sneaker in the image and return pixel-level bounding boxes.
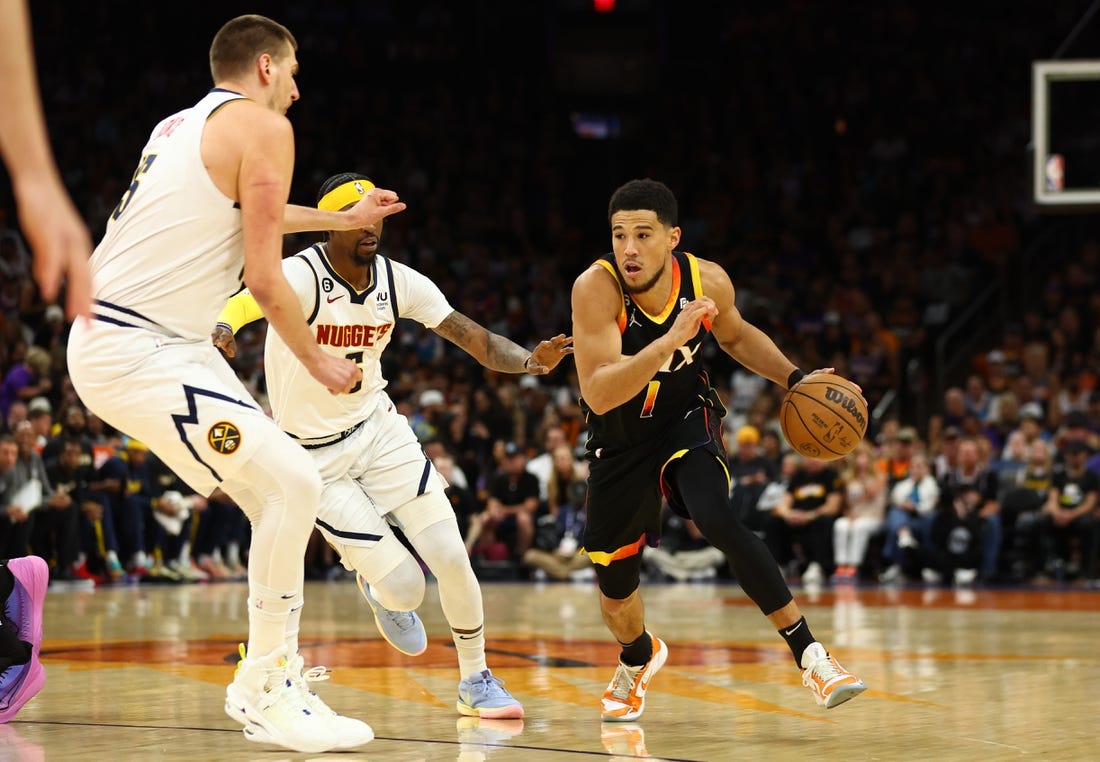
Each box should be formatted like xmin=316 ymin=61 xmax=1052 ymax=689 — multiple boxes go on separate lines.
xmin=600 ymin=634 xmax=668 ymax=722
xmin=800 ymin=642 xmax=866 ymax=709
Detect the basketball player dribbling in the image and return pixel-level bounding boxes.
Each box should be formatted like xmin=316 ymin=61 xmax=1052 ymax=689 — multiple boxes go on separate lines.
xmin=213 ymin=172 xmax=573 ymax=721
xmin=570 ymin=178 xmax=866 ymax=722
xmin=66 ymin=15 xmax=407 ymax=754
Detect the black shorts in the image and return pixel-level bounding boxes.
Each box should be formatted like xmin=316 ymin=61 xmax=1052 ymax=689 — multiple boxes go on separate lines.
xmin=582 ymin=399 xmax=728 ymax=566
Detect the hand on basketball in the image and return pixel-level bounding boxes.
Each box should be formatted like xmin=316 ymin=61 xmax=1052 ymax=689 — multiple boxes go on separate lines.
xmin=211 ymin=324 xmax=238 ymax=358
xmin=670 ymin=297 xmax=718 ymax=345
xmin=527 ymin=334 xmax=574 ymax=375
xmin=802 ymin=368 xmax=867 ymax=407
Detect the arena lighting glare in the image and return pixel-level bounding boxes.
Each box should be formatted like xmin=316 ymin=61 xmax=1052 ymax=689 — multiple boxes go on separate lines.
xmin=1032 ymin=59 xmax=1100 ymax=206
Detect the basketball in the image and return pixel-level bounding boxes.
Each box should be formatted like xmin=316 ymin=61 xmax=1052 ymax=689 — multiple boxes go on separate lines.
xmin=780 ymin=374 xmax=868 ymax=461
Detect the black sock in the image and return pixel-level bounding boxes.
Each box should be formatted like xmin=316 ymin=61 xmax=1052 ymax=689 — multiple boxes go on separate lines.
xmin=619 ymin=631 xmax=653 ymax=667
xmin=778 ymin=616 xmax=816 ymax=667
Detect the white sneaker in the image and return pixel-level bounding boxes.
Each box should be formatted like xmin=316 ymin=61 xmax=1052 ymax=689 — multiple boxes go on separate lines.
xmin=879 ymin=564 xmax=903 ymax=584
xmin=921 ymin=568 xmax=943 ymax=585
xmin=800 ymin=642 xmax=866 ymax=709
xmin=802 ymin=562 xmax=825 ymax=585
xmin=225 ymin=644 xmax=368 ymax=753
xmin=285 ymin=653 xmax=374 ymax=749
xmin=953 ymin=568 xmax=978 ymax=586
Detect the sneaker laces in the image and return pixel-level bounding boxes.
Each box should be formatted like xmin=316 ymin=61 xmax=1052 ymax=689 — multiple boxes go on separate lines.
xmin=607 ymin=663 xmax=642 ymax=702
xmin=381 ymin=608 xmax=420 ymax=634
xmin=285 ymin=653 xmax=337 ymax=715
xmin=802 ymin=652 xmax=841 ymax=688
xmin=467 ymin=670 xmax=509 ymax=700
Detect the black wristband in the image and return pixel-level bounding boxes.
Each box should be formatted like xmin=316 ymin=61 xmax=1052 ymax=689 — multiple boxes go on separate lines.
xmin=524 ymin=355 xmax=532 ymax=372
xmin=787 ymin=369 xmax=805 ymax=390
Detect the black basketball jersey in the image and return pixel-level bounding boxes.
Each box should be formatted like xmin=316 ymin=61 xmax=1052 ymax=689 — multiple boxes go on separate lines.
xmin=581 ymin=250 xmax=714 ymax=453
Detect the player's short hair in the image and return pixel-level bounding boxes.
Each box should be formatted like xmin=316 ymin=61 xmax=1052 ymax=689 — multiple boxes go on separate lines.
xmin=317 ymin=172 xmax=374 ymax=206
xmin=608 ymin=178 xmax=678 ymax=227
xmin=209 ymin=15 xmax=297 ymax=83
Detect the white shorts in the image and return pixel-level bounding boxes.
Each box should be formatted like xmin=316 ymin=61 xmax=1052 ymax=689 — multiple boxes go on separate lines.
xmin=67 ymin=319 xmax=288 ymax=496
xmin=303 ymin=394 xmax=451 ymax=562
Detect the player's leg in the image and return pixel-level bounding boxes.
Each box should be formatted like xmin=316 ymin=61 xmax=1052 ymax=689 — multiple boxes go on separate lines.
xmin=315 ymin=476 xmax=428 ymax=656
xmin=220 ymin=435 xmax=372 ymax=751
xmin=585 ymin=454 xmax=667 ymax=723
xmin=668 ymin=447 xmax=865 ymax=709
xmin=392 ymin=494 xmax=524 ymax=719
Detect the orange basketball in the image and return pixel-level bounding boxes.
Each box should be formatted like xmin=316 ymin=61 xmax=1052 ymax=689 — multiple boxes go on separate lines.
xmin=780 ymin=374 xmax=868 ymax=461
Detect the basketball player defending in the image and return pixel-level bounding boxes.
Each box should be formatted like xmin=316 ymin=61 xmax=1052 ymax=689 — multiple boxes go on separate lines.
xmin=213 ymin=172 xmax=573 ymax=720
xmin=67 ymin=16 xmax=407 ymax=753
xmin=571 ymin=178 xmax=865 ymax=722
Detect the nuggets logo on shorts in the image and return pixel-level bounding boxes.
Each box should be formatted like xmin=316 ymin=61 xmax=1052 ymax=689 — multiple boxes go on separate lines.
xmin=207 ymin=421 xmax=241 ymax=454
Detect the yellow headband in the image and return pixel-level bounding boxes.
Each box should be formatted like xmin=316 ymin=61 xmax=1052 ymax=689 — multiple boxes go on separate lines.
xmin=317 ymin=178 xmax=376 ymax=212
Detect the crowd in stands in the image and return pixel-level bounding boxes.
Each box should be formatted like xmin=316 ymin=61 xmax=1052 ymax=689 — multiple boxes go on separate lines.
xmin=2 ymin=2 xmax=1098 ymax=588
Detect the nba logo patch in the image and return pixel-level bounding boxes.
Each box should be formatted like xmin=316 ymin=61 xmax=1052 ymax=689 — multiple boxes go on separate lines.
xmin=208 ymin=421 xmax=241 ymax=454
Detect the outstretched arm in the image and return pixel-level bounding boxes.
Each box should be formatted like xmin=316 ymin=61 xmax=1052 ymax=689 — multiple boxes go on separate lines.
xmin=703 ymin=260 xmax=802 ymax=389
xmin=432 ymin=310 xmax=573 ymax=375
xmin=282 ymin=189 xmax=406 ymax=234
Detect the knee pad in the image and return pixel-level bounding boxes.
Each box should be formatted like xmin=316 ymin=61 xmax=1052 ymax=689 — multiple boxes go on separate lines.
xmin=595 ymin=554 xmax=643 ymax=600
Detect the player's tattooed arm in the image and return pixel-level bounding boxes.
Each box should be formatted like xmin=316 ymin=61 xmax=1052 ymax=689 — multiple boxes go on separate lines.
xmin=433 ymin=311 xmax=572 ymax=375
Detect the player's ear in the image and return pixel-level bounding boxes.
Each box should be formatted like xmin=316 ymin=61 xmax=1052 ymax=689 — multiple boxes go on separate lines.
xmin=668 ymin=225 xmax=681 ymax=248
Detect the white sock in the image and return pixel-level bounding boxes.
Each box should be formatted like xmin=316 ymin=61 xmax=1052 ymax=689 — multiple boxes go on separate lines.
xmin=247 ymin=581 xmax=298 ymax=657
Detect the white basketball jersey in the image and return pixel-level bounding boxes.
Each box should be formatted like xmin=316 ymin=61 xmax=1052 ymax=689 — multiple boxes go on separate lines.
xmin=266 ymin=245 xmax=454 ymax=439
xmin=90 ymin=89 xmax=247 ymax=342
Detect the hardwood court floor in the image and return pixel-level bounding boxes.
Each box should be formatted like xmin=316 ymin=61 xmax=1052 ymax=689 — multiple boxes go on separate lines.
xmin=7 ymin=577 xmax=1099 ymax=761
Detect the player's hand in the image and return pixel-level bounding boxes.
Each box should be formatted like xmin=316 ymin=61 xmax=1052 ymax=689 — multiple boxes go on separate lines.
xmin=526 ymin=334 xmax=573 ymax=375
xmin=17 ymin=175 xmax=94 ymax=319
xmin=669 ymin=297 xmax=717 ymax=346
xmin=211 ymin=323 xmax=238 ymax=357
xmin=803 ymin=368 xmax=867 ymax=406
xmin=342 ymin=187 xmax=408 ymax=228
xmin=309 ymin=353 xmax=363 ymax=395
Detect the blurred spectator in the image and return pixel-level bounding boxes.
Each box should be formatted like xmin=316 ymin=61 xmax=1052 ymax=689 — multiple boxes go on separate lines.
xmin=832 ymin=442 xmax=887 ymax=582
xmin=525 ymin=425 xmax=567 ymax=504
xmin=935 ymin=438 xmax=1001 ymax=585
xmin=465 ymin=441 xmax=539 ymax=567
xmin=879 ymin=454 xmax=940 ymax=584
xmin=41 ymin=437 xmax=102 ymax=581
xmin=763 ymin=457 xmax=842 ymax=585
xmin=523 ymin=446 xmax=590 ymax=582
xmin=0 ymin=346 xmax=51 ymax=423
xmin=876 ymin=425 xmax=918 ymax=487
xmin=0 ymin=435 xmax=33 ymax=558
xmin=728 ymin=425 xmax=776 ymax=525
xmin=1036 ymin=440 xmax=1097 ymax=582
xmin=643 ymin=508 xmax=727 ymax=583
xmin=931 ymin=426 xmax=961 ymax=479
xmin=433 ymin=450 xmax=479 ymax=540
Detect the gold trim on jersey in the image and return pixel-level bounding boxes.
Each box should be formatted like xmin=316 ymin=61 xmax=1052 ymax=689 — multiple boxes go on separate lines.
xmin=318 ymin=179 xmax=377 ymax=212
xmin=594 ymin=260 xmax=629 ymax=333
xmin=635 ymin=257 xmax=682 ymax=324
xmin=686 ymin=251 xmax=704 ymax=299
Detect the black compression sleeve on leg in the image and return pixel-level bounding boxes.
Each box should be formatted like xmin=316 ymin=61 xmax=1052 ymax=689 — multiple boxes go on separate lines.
xmin=670 ymin=449 xmax=794 ymax=615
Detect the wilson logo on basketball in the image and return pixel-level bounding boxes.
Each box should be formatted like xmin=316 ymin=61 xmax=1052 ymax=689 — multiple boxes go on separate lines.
xmin=207 ymin=422 xmax=241 ymax=454
xmin=824 ymin=386 xmax=867 ymax=431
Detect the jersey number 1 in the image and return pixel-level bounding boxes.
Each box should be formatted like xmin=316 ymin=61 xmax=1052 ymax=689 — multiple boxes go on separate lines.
xmin=640 ymin=380 xmax=660 ymax=418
